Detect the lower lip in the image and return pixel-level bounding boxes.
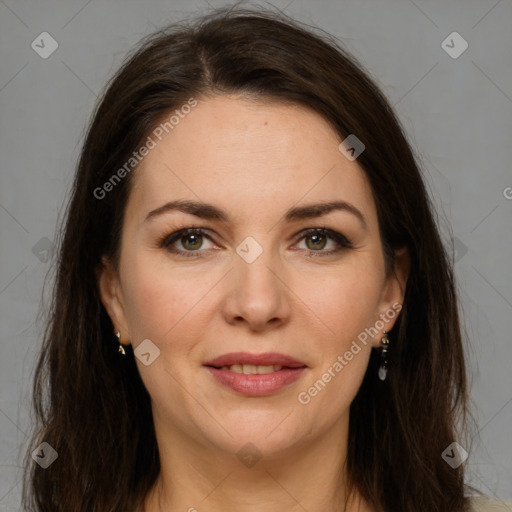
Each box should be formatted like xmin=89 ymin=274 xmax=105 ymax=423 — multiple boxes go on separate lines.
xmin=204 ymin=366 xmax=307 ymax=396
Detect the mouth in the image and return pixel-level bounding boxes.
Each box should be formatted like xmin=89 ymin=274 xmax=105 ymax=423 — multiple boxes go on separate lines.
xmin=203 ymin=352 xmax=308 ymax=396
xmin=205 ymin=363 xmax=305 ymax=374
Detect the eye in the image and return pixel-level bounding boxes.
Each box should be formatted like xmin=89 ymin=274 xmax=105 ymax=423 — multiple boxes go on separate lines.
xmin=295 ymin=228 xmax=354 ymax=257
xmin=160 ymin=228 xmax=216 ymax=258
xmin=159 ymin=227 xmax=354 ymax=258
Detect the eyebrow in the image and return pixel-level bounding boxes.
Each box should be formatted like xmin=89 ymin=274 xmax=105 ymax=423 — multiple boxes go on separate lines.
xmin=144 ymin=199 xmax=367 ymax=230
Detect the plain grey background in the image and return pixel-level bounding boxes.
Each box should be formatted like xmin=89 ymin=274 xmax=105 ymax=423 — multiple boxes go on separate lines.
xmin=1 ymin=0 xmax=511 ymax=509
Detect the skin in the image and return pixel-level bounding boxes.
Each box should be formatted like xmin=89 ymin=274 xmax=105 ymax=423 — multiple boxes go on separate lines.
xmin=97 ymin=94 xmax=409 ymax=512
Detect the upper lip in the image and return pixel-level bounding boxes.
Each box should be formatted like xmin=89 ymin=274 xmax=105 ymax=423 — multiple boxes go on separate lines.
xmin=204 ymin=352 xmax=307 ymax=368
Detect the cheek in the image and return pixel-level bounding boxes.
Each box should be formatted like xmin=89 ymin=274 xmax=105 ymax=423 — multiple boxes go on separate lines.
xmin=295 ymin=264 xmax=383 ymax=410
xmin=305 ymin=263 xmax=383 ymax=344
xmin=120 ymin=252 xmax=219 ymax=346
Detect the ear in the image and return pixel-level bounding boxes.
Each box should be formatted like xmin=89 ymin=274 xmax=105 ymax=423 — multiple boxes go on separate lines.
xmin=95 ymin=255 xmax=130 ymax=341
xmin=373 ymin=246 xmax=410 ymax=345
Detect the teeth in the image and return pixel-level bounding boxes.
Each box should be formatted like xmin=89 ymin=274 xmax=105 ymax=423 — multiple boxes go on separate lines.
xmin=219 ymin=364 xmax=283 ymax=374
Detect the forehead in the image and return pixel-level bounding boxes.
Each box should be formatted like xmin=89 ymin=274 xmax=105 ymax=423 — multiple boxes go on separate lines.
xmin=125 ymin=95 xmax=377 ymax=227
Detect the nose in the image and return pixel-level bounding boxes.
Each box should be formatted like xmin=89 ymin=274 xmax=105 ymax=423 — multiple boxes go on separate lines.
xmin=221 ymin=242 xmax=292 ymax=332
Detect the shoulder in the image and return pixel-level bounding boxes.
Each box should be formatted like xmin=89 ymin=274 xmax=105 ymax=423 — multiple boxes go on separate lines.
xmin=468 ymin=496 xmax=512 ymax=511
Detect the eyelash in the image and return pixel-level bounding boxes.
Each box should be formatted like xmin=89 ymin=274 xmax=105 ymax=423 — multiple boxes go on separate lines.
xmin=158 ymin=227 xmax=354 ymax=258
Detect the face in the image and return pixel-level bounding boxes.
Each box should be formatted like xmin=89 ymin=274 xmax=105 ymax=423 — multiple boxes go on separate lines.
xmin=97 ymin=94 xmax=408 ymax=461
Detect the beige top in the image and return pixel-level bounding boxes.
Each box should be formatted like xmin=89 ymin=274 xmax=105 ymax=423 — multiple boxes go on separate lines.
xmin=469 ymin=497 xmax=512 ymax=511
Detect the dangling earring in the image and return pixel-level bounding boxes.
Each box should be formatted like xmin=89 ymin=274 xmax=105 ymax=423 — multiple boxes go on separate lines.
xmin=115 ymin=330 xmax=126 ymax=356
xmin=378 ymin=331 xmax=390 ymax=381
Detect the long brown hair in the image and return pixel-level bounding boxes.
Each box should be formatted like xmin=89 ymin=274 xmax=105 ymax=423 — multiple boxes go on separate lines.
xmin=23 ymin=5 xmax=471 ymax=511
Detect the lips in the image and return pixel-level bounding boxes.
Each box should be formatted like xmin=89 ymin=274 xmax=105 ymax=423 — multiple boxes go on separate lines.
xmin=203 ymin=352 xmax=307 ymax=369
xmin=203 ymin=352 xmax=308 ymax=396
xmin=206 ymin=366 xmax=306 ymax=396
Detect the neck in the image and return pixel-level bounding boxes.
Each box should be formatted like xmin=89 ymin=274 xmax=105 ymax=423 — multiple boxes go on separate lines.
xmin=143 ymin=411 xmax=373 ymax=512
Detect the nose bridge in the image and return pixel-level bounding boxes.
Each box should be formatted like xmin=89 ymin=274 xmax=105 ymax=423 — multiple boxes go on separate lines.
xmin=226 ymin=232 xmax=290 ymax=327
xmin=235 ymin=232 xmax=281 ymax=293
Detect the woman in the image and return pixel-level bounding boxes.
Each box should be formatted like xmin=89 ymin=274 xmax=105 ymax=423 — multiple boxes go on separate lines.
xmin=22 ymin=6 xmax=511 ymax=512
